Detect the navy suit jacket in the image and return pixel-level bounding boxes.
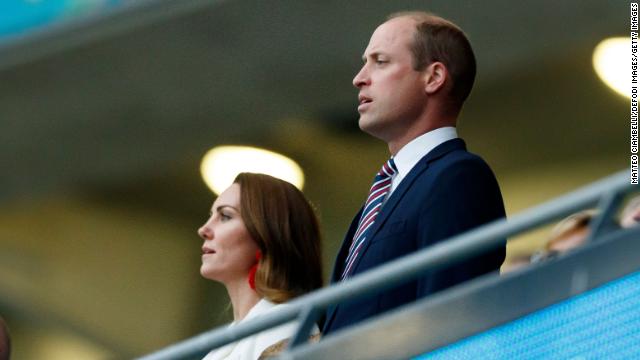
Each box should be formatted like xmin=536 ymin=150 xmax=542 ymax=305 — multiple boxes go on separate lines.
xmin=323 ymin=138 xmax=506 ymax=334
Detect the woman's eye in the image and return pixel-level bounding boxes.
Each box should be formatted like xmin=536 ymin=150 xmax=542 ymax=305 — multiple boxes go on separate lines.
xmin=220 ymin=213 xmax=231 ymax=221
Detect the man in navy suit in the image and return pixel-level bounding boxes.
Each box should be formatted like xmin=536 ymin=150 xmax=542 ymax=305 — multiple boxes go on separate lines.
xmin=323 ymin=11 xmax=506 ymax=334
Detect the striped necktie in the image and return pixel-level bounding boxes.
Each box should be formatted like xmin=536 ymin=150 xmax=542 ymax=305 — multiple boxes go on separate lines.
xmin=341 ymin=158 xmax=398 ymax=280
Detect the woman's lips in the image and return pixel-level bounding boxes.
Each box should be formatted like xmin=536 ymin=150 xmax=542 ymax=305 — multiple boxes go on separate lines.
xmin=202 ymin=246 xmax=216 ymax=255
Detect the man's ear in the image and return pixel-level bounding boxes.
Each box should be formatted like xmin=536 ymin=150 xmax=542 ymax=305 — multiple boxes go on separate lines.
xmin=423 ymin=62 xmax=448 ymax=95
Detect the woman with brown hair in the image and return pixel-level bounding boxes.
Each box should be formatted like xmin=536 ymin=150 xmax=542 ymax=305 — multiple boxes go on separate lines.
xmin=198 ymin=173 xmax=323 ymax=360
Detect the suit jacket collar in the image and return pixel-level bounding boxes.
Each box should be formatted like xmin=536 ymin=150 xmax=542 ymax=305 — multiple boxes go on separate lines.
xmin=392 ymin=127 xmax=458 ymax=184
xmin=330 ymin=207 xmax=363 ymax=282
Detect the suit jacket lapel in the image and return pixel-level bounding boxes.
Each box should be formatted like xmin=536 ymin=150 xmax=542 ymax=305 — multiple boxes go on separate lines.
xmin=329 ymin=207 xmax=363 ymax=283
xmin=324 ymin=209 xmax=361 ymax=331
xmin=324 ymin=162 xmax=428 ymax=332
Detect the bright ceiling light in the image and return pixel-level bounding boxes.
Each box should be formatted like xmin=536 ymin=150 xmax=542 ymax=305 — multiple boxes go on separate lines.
xmin=593 ymin=37 xmax=630 ymax=98
xmin=200 ymin=146 xmax=305 ymax=195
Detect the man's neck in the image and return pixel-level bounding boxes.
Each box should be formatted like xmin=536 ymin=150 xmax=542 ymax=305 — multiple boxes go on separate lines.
xmin=387 ymin=106 xmax=458 ymax=155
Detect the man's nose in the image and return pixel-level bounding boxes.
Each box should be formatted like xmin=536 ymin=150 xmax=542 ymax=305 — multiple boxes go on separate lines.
xmin=353 ymin=65 xmax=370 ymax=88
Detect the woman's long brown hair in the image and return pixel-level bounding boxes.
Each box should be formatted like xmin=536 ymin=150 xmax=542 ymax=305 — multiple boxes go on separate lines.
xmin=234 ymin=173 xmax=323 ymax=303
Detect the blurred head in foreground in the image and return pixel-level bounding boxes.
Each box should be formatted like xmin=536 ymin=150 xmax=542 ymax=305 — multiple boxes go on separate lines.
xmin=620 ymin=195 xmax=640 ymax=229
xmin=545 ymin=210 xmax=597 ymax=255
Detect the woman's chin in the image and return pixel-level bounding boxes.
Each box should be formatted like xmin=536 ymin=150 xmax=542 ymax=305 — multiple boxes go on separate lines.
xmin=200 ymin=265 xmax=218 ymax=280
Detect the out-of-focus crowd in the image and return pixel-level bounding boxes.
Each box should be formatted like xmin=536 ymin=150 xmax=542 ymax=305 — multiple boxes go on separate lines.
xmin=503 ymin=195 xmax=640 ymax=274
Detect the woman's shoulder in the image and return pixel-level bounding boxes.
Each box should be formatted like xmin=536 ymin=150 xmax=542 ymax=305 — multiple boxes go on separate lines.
xmin=257 ymin=300 xmax=319 ymax=334
xmin=257 ymin=332 xmax=321 ymax=359
xmin=250 ymin=299 xmax=296 ymax=318
xmin=263 ymin=299 xmax=290 ymax=310
xmin=254 ymin=301 xmax=297 ymax=341
xmin=251 ymin=300 xmax=319 ymax=357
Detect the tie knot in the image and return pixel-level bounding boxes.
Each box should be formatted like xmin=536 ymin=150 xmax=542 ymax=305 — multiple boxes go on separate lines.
xmin=379 ymin=158 xmax=398 ymax=178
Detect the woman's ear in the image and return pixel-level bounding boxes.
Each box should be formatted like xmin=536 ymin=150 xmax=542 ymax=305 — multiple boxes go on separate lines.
xmin=423 ymin=62 xmax=448 ymax=95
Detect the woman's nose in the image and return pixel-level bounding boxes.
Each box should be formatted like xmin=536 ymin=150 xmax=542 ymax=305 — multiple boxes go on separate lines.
xmin=198 ymin=222 xmax=213 ymax=240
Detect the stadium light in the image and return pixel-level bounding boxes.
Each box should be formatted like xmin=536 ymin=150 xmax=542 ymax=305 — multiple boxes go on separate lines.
xmin=593 ymin=37 xmax=631 ymax=98
xmin=200 ymin=146 xmax=305 ymax=195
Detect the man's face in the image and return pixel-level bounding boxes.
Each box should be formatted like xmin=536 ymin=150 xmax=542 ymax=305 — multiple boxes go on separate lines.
xmin=353 ymin=17 xmax=428 ymax=142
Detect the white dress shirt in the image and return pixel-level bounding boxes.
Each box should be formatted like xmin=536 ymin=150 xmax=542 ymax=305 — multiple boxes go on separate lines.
xmin=202 ymin=299 xmax=318 ymax=360
xmin=389 ymin=127 xmax=458 ymax=195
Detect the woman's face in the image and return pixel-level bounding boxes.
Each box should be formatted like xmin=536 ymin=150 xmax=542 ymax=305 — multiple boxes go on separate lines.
xmin=198 ymin=183 xmax=259 ymax=284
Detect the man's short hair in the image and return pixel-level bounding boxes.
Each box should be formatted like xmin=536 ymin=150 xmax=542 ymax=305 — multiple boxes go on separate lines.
xmin=388 ymin=11 xmax=476 ymax=107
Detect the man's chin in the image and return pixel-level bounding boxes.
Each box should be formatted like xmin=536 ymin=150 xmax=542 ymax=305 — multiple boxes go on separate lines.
xmin=359 ymin=116 xmax=386 ymax=139
xmin=358 ymin=115 xmax=375 ymax=133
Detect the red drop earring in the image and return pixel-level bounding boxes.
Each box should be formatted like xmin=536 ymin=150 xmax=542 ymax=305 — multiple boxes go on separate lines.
xmin=248 ymin=250 xmax=262 ymax=290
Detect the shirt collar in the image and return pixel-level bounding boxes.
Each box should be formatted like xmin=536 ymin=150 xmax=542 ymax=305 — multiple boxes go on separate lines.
xmin=393 ymin=127 xmax=458 ymax=179
xmin=231 ymin=299 xmax=274 ymax=326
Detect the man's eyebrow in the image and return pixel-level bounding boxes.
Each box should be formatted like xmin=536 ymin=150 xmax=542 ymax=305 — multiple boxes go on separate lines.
xmin=362 ymin=52 xmax=384 ymax=62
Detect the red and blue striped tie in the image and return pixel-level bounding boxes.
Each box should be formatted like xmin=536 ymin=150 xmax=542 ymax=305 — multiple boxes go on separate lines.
xmin=341 ymin=158 xmax=398 ymax=280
